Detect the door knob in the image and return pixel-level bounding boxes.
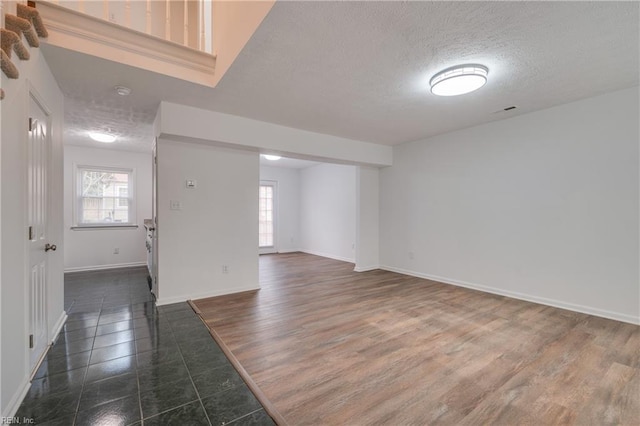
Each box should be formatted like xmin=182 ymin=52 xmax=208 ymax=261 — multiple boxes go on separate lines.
xmin=45 ymin=243 xmax=57 ymax=252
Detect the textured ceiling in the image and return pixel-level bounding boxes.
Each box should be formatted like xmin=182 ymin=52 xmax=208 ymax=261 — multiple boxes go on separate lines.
xmin=45 ymin=1 xmax=639 ymax=153
xmin=64 ymin=97 xmax=155 ymax=152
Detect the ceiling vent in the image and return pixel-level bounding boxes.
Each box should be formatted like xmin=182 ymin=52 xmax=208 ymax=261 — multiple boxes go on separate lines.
xmin=492 ymin=106 xmax=517 ymax=114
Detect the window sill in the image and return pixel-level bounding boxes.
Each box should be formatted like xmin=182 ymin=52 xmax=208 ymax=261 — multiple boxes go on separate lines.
xmin=71 ymin=224 xmax=139 ymax=231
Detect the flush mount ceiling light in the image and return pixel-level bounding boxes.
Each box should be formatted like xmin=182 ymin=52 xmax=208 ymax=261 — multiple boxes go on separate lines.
xmin=89 ymin=132 xmax=117 ymax=143
xmin=263 ymin=155 xmax=281 ymax=161
xmin=430 ymin=64 xmax=488 ymax=96
xmin=114 ymin=85 xmax=132 ymax=96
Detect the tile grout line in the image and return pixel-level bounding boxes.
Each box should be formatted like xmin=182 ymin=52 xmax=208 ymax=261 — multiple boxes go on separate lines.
xmin=165 ymin=307 xmax=214 ymax=426
xmin=190 ymin=300 xmax=287 ymax=426
xmin=68 ymin=272 xmax=146 ymax=425
xmin=127 ymin=270 xmax=146 ymax=426
xmin=227 ymin=408 xmax=265 ymax=425
xmin=70 ymin=295 xmax=103 ymax=426
xmin=21 ymin=269 xmax=223 ymax=425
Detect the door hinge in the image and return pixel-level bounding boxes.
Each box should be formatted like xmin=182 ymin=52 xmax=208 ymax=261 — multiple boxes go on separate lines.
xmin=28 ymin=117 xmax=34 ymax=131
xmin=28 ymin=226 xmax=33 ymax=240
xmin=29 ymin=334 xmax=34 ymax=349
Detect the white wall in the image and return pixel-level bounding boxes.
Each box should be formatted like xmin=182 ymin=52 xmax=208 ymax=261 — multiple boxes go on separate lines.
xmin=355 ymin=166 xmax=380 ymax=271
xmin=0 ymin=48 xmax=3 ymax=415
xmin=380 ymin=87 xmax=640 ymax=324
xmin=1 ymin=47 xmax=65 ymax=415
xmin=260 ymin=166 xmax=300 ymax=253
xmin=157 ymin=102 xmax=393 ymax=167
xmin=300 ymin=164 xmax=357 ymax=263
xmin=156 ymin=140 xmax=259 ymax=305
xmin=63 ymin=146 xmax=152 ymax=272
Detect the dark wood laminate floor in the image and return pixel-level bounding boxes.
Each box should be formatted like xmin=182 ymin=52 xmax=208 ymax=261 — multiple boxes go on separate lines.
xmin=193 ymin=253 xmax=639 ymax=425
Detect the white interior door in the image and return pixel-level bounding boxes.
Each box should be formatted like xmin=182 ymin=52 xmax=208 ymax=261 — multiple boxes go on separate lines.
xmin=28 ymin=95 xmax=51 ymax=372
xmin=259 ymin=181 xmax=277 ymax=254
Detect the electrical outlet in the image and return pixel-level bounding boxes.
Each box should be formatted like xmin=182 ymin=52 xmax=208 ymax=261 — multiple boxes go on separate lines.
xmin=170 ymin=200 xmax=182 ymax=210
xmin=222 ymin=265 xmax=229 ymax=274
xmin=114 ymin=248 xmax=119 ymax=254
xmin=408 ymin=251 xmax=414 ymax=260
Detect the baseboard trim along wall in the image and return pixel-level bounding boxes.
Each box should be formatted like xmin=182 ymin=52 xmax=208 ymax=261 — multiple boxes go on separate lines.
xmin=50 ymin=311 xmax=68 ymax=344
xmin=3 ymin=378 xmax=31 ymax=419
xmin=156 ymin=284 xmax=261 ymax=306
xmin=380 ymin=265 xmax=640 ymax=326
xmin=300 ymin=249 xmax=355 ymax=265
xmin=64 ymin=262 xmax=147 ymax=273
xmin=354 ymin=265 xmax=380 ymax=272
xmin=5 ymin=313 xmax=67 ymax=419
xmin=7 ymin=311 xmax=69 ymax=418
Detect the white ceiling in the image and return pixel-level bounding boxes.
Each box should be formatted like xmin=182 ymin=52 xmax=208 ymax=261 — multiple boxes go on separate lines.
xmin=44 ymin=1 xmax=639 ymax=153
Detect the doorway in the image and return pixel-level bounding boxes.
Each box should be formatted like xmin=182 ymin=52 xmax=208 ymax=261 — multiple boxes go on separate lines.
xmin=28 ymin=93 xmax=52 ymax=372
xmin=259 ymin=181 xmax=277 ymax=254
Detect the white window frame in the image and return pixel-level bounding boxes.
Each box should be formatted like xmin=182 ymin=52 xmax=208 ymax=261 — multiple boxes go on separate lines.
xmin=259 ymin=180 xmax=277 ymax=254
xmin=72 ymin=164 xmax=137 ymax=229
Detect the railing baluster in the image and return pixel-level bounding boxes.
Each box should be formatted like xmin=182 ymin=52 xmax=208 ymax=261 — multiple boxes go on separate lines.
xmin=146 ymin=0 xmax=152 ymax=35
xmin=199 ymin=0 xmax=205 ymax=51
xmin=183 ymin=0 xmax=189 ymax=46
xmin=39 ymin=0 xmax=211 ymax=54
xmin=165 ymin=0 xmax=171 ymax=41
xmin=125 ymin=0 xmax=131 ymax=28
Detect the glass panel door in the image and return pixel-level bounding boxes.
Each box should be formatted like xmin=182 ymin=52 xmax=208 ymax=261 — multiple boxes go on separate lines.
xmin=259 ymin=181 xmax=277 ymax=253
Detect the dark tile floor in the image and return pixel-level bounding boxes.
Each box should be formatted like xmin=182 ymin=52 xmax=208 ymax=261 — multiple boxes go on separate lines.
xmin=16 ymin=267 xmax=275 ymax=426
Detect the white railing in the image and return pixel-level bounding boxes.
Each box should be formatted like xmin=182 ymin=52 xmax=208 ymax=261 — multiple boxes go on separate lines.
xmin=43 ymin=0 xmax=213 ymax=54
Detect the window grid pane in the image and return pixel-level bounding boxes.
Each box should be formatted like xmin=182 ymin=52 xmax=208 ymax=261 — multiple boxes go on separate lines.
xmin=259 ymin=185 xmax=274 ymax=247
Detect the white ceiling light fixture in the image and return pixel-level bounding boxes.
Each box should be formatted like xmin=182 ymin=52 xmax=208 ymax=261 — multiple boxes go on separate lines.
xmin=114 ymin=85 xmax=132 ymax=96
xmin=430 ymin=64 xmax=489 ymax=96
xmin=263 ymin=155 xmax=282 ymax=161
xmin=89 ymin=132 xmax=117 ymax=143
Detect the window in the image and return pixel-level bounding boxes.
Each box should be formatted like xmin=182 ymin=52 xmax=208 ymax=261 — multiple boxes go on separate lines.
xmin=117 ymin=187 xmax=129 ymax=207
xmin=75 ymin=165 xmax=135 ymax=227
xmin=259 ymin=182 xmax=276 ymax=249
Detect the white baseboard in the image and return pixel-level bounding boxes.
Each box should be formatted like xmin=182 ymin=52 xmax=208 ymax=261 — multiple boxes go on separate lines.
xmin=50 ymin=310 xmax=68 ymax=343
xmin=3 ymin=378 xmax=30 ymax=419
xmin=380 ymin=265 xmax=640 ymax=326
xmin=6 ymin=311 xmax=69 ymax=418
xmin=354 ymin=265 xmax=380 ymax=272
xmin=156 ymin=284 xmax=261 ymax=306
xmin=64 ymin=262 xmax=146 ymax=273
xmin=277 ymin=248 xmax=301 ymax=254
xmin=300 ymin=249 xmax=355 ymax=264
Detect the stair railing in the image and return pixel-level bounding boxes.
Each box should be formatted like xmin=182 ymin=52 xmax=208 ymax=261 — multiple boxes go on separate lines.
xmin=41 ymin=0 xmax=213 ymax=54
